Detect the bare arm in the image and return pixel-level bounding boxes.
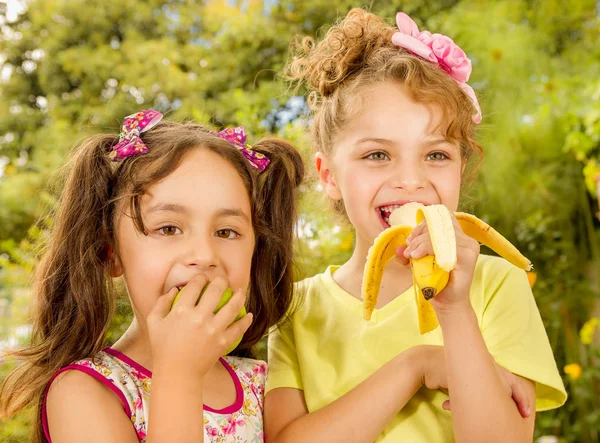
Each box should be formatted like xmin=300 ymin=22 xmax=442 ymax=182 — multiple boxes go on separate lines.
xmin=145 ymin=275 xmax=252 ymax=443
xmin=438 ymin=306 xmax=536 ymax=443
xmin=265 ymin=347 xmax=424 ymax=443
xmin=46 ymin=368 xmax=206 ymax=443
xmin=405 ymin=216 xmax=536 ymax=443
xmin=146 ymin=366 xmax=205 ymax=443
xmin=46 ymin=370 xmax=140 ymax=443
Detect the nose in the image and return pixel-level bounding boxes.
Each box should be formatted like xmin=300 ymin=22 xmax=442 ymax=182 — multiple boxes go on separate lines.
xmin=184 ymin=232 xmax=220 ymax=271
xmin=389 ymin=160 xmax=426 ymax=193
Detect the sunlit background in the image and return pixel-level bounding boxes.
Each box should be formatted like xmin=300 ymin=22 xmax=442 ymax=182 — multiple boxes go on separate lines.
xmin=0 ymin=0 xmax=599 ymax=441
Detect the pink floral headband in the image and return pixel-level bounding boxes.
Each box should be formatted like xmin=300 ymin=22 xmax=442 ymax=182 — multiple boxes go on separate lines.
xmin=392 ymin=12 xmax=482 ymax=124
xmin=108 ymin=110 xmax=270 ymax=172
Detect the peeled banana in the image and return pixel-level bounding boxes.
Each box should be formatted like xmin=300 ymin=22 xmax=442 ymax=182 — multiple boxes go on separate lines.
xmin=362 ymin=203 xmax=532 ymax=334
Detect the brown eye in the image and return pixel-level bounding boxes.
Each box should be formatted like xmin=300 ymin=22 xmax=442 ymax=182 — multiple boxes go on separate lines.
xmin=160 ymin=226 xmax=180 ymax=236
xmin=215 ymin=229 xmax=238 ymax=239
xmin=366 ymin=151 xmax=389 ymax=161
xmin=427 ymin=152 xmax=448 ymax=161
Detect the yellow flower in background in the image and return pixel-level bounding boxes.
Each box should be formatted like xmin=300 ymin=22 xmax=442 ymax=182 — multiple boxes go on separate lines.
xmin=580 ymin=317 xmax=599 ymax=345
xmin=564 ymin=363 xmax=582 ymax=380
xmin=583 ymin=159 xmax=600 ymax=197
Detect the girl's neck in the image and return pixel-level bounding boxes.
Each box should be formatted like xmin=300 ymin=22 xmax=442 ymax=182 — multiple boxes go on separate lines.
xmin=333 ymin=236 xmax=414 ymax=308
xmin=111 ymin=318 xmax=153 ymax=369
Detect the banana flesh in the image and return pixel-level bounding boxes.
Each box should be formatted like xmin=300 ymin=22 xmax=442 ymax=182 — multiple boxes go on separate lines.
xmin=362 ymin=203 xmax=532 ymax=334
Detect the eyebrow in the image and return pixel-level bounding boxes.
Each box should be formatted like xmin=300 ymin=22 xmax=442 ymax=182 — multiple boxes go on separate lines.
xmin=146 ymin=203 xmax=188 ymax=215
xmin=354 ymin=137 xmax=394 ymax=146
xmin=215 ymin=208 xmax=251 ymax=223
xmin=424 ymin=138 xmax=455 ymax=147
xmin=145 ymin=204 xmax=250 ymax=223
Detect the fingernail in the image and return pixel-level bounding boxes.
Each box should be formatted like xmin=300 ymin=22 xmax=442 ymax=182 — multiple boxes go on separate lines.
xmin=526 ymin=406 xmax=530 ymax=416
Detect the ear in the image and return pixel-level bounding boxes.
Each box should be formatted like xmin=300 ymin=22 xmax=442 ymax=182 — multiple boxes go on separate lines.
xmin=107 ymin=245 xmax=123 ymax=278
xmin=315 ymin=152 xmax=342 ymax=200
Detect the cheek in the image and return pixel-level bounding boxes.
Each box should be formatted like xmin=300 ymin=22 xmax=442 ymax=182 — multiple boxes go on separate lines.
xmin=338 ymin=164 xmax=375 ymax=197
xmin=436 ymin=169 xmax=462 ymax=210
xmin=227 ymin=237 xmax=255 ymax=289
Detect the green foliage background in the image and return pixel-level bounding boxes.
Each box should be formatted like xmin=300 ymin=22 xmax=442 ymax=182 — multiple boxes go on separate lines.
xmin=0 ymin=0 xmax=599 ymax=441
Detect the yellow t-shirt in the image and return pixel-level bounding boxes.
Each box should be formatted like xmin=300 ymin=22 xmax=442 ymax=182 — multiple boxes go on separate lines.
xmin=267 ymin=255 xmax=567 ymax=442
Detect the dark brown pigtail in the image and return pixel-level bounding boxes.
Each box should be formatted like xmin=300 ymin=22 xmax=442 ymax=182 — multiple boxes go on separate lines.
xmin=0 ymin=134 xmax=119 ymax=442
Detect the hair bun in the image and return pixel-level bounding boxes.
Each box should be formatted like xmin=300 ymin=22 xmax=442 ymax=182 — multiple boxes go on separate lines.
xmin=285 ymin=8 xmax=393 ymax=105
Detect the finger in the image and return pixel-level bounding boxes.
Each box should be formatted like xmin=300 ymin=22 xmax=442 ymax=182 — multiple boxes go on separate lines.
xmin=407 ymin=221 xmax=427 ymax=243
xmin=150 ymin=287 xmax=179 ymax=318
xmin=408 ymin=241 xmax=434 ymax=259
xmin=449 ymin=211 xmax=464 ymax=233
xmin=223 ymin=312 xmax=253 ymax=344
xmin=405 ymin=231 xmax=430 ymax=256
xmin=196 ymin=276 xmax=229 ymax=315
xmin=510 ymin=377 xmax=531 ymax=418
xmin=396 ymin=245 xmax=410 ymax=265
xmin=442 ymin=400 xmax=451 ymax=411
xmin=177 ymin=273 xmax=209 ymax=307
xmin=214 ymin=288 xmax=247 ymax=326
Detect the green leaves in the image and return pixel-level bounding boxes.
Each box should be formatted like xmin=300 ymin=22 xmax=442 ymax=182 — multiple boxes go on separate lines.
xmin=0 ymin=0 xmax=599 ymax=440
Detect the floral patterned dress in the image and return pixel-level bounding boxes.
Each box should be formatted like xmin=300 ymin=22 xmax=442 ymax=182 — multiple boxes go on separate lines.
xmin=42 ymin=347 xmax=266 ymax=442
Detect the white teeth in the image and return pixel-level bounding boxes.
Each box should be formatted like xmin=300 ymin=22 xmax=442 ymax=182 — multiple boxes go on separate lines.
xmin=380 ymin=204 xmax=403 ymax=213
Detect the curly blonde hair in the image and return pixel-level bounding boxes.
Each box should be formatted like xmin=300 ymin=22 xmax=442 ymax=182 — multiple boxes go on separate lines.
xmin=285 ymin=8 xmax=482 ymax=213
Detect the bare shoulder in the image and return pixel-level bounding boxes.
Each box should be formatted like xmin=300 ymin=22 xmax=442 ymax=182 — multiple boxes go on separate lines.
xmin=46 ymin=369 xmax=138 ymax=443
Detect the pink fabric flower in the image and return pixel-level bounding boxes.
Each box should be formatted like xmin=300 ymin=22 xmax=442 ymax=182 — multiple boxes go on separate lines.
xmin=222 ymin=417 xmax=245 ymax=435
xmin=391 ymin=12 xmax=482 ymax=124
xmin=206 ymin=426 xmax=219 ymax=437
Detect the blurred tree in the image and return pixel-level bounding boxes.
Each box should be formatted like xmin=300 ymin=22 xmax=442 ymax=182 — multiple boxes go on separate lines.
xmin=0 ymin=0 xmax=599 ymax=441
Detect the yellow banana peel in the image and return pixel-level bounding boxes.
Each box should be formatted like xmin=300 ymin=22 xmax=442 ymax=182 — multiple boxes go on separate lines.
xmin=362 ymin=203 xmax=532 ymax=334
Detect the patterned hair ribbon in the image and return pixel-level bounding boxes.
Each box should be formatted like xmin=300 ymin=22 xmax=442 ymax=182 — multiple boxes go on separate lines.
xmin=109 ymin=110 xmax=163 ymax=162
xmin=211 ymin=126 xmax=270 ymax=172
xmin=391 ymin=13 xmax=482 ymax=124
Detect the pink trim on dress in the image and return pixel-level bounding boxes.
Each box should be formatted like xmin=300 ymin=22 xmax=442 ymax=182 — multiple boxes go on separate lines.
xmin=203 ymin=358 xmax=244 ymax=414
xmin=41 ymin=364 xmax=133 ymax=443
xmin=42 ymin=348 xmax=246 ymax=442
xmin=105 ymin=347 xmax=244 ymax=414
xmin=104 ymin=346 xmax=152 ymax=378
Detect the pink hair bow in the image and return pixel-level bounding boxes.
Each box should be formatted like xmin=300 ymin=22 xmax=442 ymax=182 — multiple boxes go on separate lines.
xmin=109 ymin=109 xmax=163 ymax=161
xmin=392 ymin=12 xmax=482 ymax=124
xmin=211 ymin=126 xmax=270 ymax=172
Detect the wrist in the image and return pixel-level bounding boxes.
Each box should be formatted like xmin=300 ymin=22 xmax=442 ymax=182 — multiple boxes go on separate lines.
xmin=153 ymin=362 xmax=207 ymax=382
xmin=435 ymin=303 xmax=479 ymax=336
xmin=432 ymin=299 xmax=474 ymax=320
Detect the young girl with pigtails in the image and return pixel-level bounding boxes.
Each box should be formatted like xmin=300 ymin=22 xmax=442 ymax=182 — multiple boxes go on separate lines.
xmin=0 ymin=110 xmax=304 ymax=442
xmin=265 ymin=9 xmax=566 ymax=442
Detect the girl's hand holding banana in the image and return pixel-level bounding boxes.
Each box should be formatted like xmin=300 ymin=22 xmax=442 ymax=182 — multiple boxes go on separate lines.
xmin=403 ymin=213 xmax=480 ymax=316
xmin=362 ymin=202 xmax=532 ymax=333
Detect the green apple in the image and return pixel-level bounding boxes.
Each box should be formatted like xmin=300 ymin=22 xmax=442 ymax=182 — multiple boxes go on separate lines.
xmin=170 ymin=285 xmax=247 ymax=355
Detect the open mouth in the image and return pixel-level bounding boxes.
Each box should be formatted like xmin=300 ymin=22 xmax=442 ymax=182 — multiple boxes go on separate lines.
xmin=377 ymin=204 xmax=405 ymax=227
xmin=377 ymin=201 xmax=431 ymax=227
